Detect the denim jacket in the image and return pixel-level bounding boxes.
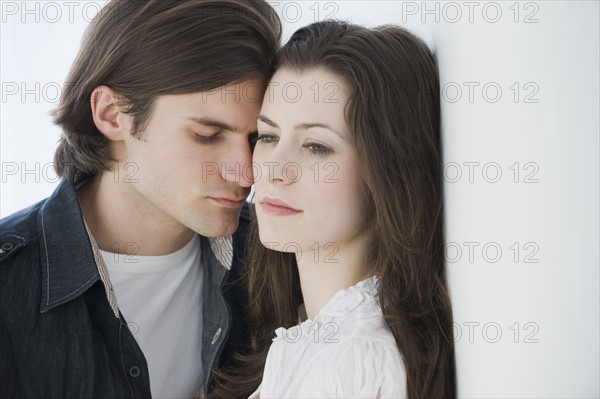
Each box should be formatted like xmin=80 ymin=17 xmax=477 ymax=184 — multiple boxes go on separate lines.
xmin=0 ymin=179 xmax=252 ymax=398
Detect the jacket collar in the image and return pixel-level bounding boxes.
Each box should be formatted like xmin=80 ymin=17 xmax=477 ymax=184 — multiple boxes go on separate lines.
xmin=38 ymin=178 xmax=101 ymax=313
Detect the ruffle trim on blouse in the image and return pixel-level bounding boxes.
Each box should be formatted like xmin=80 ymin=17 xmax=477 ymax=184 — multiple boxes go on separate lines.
xmin=273 ymin=275 xmax=380 ymax=342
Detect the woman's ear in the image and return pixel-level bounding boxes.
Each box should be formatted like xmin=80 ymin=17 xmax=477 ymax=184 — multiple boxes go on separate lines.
xmin=90 ymin=85 xmax=132 ymax=141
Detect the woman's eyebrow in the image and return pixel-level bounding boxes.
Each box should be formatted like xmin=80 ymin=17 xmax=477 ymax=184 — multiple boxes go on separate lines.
xmin=257 ymin=115 xmax=278 ymax=128
xmin=294 ymin=123 xmax=344 ymax=139
xmin=258 ymin=115 xmax=344 ymax=139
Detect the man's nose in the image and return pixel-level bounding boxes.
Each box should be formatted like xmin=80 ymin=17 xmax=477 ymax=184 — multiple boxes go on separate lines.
xmin=220 ymin=141 xmax=254 ymax=187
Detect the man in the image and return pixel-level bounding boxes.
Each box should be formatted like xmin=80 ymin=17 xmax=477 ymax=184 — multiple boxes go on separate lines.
xmin=0 ymin=0 xmax=281 ymax=397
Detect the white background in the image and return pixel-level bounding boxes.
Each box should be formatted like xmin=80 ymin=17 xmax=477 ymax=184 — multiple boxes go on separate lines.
xmin=1 ymin=1 xmax=598 ymax=397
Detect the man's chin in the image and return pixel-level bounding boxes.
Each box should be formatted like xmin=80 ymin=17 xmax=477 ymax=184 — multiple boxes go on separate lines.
xmin=189 ymin=218 xmax=240 ymax=238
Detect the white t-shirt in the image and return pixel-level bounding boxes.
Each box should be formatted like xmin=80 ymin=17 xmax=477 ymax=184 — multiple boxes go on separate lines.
xmin=250 ymin=276 xmax=407 ymax=398
xmin=100 ymin=235 xmax=203 ymax=398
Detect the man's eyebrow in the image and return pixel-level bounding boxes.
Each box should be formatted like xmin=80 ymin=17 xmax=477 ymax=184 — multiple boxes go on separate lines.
xmin=258 ymin=115 xmax=344 ymax=139
xmin=185 ymin=116 xmax=238 ymax=132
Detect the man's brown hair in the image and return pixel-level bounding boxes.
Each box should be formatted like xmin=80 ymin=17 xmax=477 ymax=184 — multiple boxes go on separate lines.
xmin=53 ymin=0 xmax=281 ymax=182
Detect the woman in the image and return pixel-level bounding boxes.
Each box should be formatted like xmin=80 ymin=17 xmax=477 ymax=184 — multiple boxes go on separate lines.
xmin=211 ymin=20 xmax=455 ymax=398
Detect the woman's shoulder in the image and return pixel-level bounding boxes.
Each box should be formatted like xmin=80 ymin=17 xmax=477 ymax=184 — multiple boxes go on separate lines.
xmin=262 ymin=276 xmax=407 ymax=398
xmin=318 ymin=277 xmax=407 ymax=397
xmin=318 ymin=332 xmax=407 ymax=398
xmin=263 ymin=326 xmax=407 ymax=398
xmin=335 ymin=328 xmax=404 ymax=369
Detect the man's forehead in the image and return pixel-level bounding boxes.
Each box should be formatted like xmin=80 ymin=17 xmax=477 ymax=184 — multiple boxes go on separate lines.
xmin=198 ymin=79 xmax=265 ymax=102
xmin=154 ymin=85 xmax=262 ymax=133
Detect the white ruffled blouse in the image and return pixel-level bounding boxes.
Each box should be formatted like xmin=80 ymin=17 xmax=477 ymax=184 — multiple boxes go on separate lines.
xmin=249 ymin=276 xmax=407 ymax=398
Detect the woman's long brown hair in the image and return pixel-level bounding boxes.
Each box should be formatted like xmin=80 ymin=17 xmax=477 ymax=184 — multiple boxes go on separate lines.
xmin=210 ymin=20 xmax=456 ymax=398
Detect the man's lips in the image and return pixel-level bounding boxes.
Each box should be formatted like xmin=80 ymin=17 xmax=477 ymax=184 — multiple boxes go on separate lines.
xmin=260 ymin=196 xmax=302 ymax=216
xmin=210 ymin=196 xmax=247 ymax=208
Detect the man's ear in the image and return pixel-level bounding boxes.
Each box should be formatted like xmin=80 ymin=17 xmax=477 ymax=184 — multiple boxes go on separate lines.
xmin=90 ymin=85 xmax=132 ymax=141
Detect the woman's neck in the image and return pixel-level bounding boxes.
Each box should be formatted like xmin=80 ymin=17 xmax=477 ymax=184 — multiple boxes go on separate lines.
xmin=295 ymin=232 xmax=371 ymax=320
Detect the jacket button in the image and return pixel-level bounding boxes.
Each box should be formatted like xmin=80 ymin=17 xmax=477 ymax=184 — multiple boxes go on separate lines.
xmin=129 ymin=366 xmax=141 ymax=378
xmin=211 ymin=327 xmax=222 ymax=345
xmin=0 ymin=242 xmax=14 ymax=253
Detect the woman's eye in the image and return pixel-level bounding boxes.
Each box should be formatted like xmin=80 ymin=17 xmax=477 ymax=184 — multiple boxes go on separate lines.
xmin=304 ymin=142 xmax=332 ymax=156
xmin=257 ymin=134 xmax=279 ymax=144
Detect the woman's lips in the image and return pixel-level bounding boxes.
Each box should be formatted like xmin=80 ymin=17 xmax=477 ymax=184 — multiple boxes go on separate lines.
xmin=260 ymin=197 xmax=302 ymax=216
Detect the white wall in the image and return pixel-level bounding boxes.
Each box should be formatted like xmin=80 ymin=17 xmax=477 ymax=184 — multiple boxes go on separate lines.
xmin=430 ymin=1 xmax=599 ymax=397
xmin=1 ymin=0 xmax=95 ymax=213
xmin=1 ymin=1 xmax=598 ymax=397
